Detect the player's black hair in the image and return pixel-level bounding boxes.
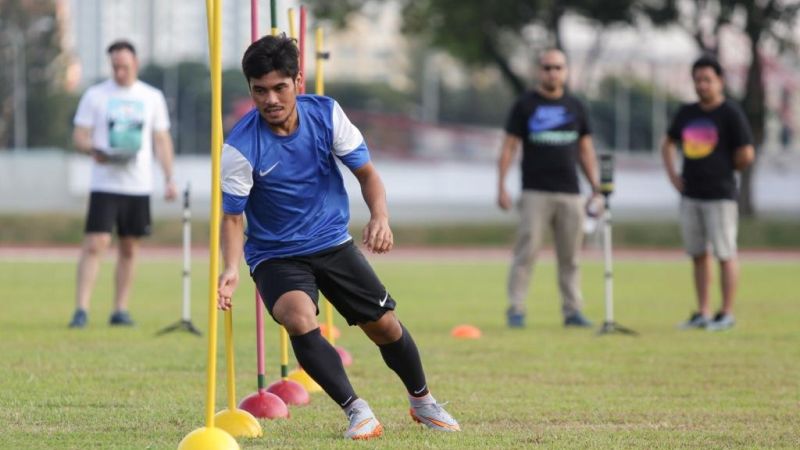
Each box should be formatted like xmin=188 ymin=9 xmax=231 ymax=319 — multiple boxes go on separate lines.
xmin=692 ymin=55 xmax=724 ymax=77
xmin=107 ymin=40 xmax=137 ymax=56
xmin=241 ymin=34 xmax=299 ymax=82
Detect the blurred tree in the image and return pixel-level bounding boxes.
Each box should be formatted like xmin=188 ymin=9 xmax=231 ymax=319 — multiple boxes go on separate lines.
xmin=305 ymin=0 xmax=637 ymax=96
xmin=644 ymin=0 xmax=800 ymax=216
xmin=140 ymin=62 xmax=259 ymax=155
xmin=0 ymin=0 xmax=73 ymax=149
xmin=586 ymin=76 xmax=682 ymax=151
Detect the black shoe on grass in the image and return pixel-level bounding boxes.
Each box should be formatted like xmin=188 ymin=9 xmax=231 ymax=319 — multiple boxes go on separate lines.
xmin=109 ymin=311 xmax=134 ymax=326
xmin=678 ymin=312 xmax=709 ymax=330
xmin=564 ymin=312 xmax=593 ymax=327
xmin=68 ymin=309 xmax=88 ymax=328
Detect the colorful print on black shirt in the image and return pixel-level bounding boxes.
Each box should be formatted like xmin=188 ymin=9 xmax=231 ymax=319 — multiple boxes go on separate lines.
xmin=505 ymin=92 xmax=590 ymax=194
xmin=667 ymin=99 xmax=753 ymax=200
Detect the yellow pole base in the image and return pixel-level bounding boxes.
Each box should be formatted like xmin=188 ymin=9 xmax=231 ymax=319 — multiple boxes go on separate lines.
xmin=214 ymin=408 xmax=263 ymax=438
xmin=287 ymin=368 xmax=323 ymax=393
xmin=177 ymin=426 xmax=239 ymax=450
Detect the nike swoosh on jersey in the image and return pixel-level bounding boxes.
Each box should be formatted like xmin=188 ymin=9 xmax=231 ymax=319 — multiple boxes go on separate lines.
xmin=259 ymin=161 xmax=279 ymax=177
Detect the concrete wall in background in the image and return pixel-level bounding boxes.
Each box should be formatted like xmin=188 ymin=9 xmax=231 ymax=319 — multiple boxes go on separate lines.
xmin=1 ymin=150 xmax=798 ymax=223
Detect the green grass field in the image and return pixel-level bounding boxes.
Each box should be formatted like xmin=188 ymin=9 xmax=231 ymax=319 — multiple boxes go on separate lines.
xmin=1 ymin=255 xmax=798 ymax=449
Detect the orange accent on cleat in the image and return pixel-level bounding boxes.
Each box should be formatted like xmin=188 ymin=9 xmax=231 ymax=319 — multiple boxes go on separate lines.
xmin=409 ymin=408 xmax=461 ymax=431
xmin=349 ymin=422 xmax=383 ymax=440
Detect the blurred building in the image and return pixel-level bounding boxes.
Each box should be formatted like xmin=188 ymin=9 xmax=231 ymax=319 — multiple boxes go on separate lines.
xmin=65 ymin=0 xmax=301 ymax=86
xmin=319 ymin=2 xmax=411 ymax=91
xmin=64 ymin=0 xmax=408 ymax=90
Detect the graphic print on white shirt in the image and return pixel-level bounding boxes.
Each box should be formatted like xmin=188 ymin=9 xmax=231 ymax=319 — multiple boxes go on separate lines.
xmin=107 ymin=98 xmax=145 ymax=154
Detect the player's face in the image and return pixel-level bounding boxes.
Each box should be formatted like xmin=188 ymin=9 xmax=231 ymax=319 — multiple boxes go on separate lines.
xmin=249 ymin=71 xmax=302 ymax=129
xmin=537 ymin=51 xmax=568 ymax=93
xmin=110 ymin=50 xmax=138 ymax=87
xmin=692 ymin=67 xmax=724 ymax=104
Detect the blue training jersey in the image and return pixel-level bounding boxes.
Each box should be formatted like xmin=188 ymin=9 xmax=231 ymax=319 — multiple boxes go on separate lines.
xmin=221 ymin=95 xmax=370 ymax=271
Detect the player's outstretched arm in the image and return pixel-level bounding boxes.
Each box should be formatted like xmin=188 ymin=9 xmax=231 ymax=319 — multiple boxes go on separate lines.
xmin=218 ymin=213 xmax=245 ymax=310
xmin=353 ymin=162 xmax=393 ymax=254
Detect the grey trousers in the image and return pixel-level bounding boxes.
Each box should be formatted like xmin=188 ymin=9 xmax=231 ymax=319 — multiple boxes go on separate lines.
xmin=507 ymin=190 xmax=585 ymax=317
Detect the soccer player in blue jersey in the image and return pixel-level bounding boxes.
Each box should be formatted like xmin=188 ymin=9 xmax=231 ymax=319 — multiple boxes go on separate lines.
xmin=216 ymin=34 xmax=460 ymax=440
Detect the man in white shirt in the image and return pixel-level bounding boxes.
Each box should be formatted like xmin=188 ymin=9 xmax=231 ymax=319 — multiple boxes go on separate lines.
xmin=68 ymin=40 xmax=177 ymax=328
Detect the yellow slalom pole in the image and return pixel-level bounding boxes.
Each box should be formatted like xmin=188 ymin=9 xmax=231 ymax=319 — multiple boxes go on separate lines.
xmin=315 ymin=27 xmax=336 ymax=346
xmin=225 ymin=313 xmax=236 ymax=410
xmin=270 ymin=0 xmax=279 ymax=36
xmin=279 ymin=9 xmax=320 ymax=393
xmin=178 ymin=0 xmax=238 ymax=446
xmin=215 ymin=310 xmax=261 ymax=437
xmin=205 ymin=0 xmax=223 ymax=430
xmin=287 ymin=8 xmax=296 ymax=40
xmin=280 ymin=326 xmax=289 ymax=380
xmin=210 ymin=0 xmax=260 ymax=438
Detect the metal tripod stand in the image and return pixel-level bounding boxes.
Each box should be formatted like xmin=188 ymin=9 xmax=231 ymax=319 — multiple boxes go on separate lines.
xmin=158 ymin=184 xmax=202 ymax=336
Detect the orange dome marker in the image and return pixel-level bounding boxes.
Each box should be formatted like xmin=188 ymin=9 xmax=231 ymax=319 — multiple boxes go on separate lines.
xmin=450 ymin=324 xmax=482 ymax=339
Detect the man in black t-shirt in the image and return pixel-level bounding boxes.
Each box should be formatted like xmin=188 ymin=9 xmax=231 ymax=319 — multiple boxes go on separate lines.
xmin=661 ymin=55 xmax=755 ymax=331
xmin=497 ymin=49 xmax=601 ymax=328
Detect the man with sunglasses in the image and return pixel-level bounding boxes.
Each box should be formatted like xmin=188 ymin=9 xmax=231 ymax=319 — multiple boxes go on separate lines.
xmin=497 ymin=49 xmax=600 ymax=329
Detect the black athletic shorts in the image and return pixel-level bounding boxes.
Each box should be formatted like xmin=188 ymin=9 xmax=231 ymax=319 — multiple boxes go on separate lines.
xmin=84 ymin=192 xmax=151 ymax=237
xmin=251 ymin=240 xmax=397 ymax=326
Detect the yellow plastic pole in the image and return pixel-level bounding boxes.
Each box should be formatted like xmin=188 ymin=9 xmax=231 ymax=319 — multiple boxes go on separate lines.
xmin=280 ymin=326 xmax=289 ymax=379
xmin=270 ymin=0 xmax=278 ymax=36
xmin=205 ymin=0 xmax=223 ymax=429
xmin=314 ymin=27 xmax=336 ymax=345
xmin=178 ymin=3 xmax=236 ymax=449
xmin=287 ymin=8 xmax=296 ymax=39
xmin=225 ymin=312 xmax=236 ymax=410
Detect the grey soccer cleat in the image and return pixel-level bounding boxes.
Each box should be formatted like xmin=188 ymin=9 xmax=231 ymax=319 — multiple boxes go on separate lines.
xmin=410 ymin=400 xmax=461 ymax=432
xmin=344 ymin=399 xmax=383 ymax=440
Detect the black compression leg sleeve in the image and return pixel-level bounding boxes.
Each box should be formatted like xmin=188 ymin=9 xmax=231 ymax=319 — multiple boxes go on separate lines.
xmin=290 ymin=328 xmax=357 ymax=408
xmin=378 ymin=324 xmax=429 ymax=397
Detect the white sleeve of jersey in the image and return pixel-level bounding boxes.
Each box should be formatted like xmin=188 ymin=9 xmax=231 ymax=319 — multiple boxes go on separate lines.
xmin=331 ymin=101 xmax=365 ymax=157
xmin=221 ymin=144 xmax=253 ymax=196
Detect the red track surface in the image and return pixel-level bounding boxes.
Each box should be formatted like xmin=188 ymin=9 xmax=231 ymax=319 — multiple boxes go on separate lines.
xmin=1 ymin=245 xmax=797 ymax=262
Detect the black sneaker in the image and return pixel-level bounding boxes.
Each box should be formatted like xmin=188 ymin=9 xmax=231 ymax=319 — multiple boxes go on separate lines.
xmin=68 ymin=309 xmax=88 ymax=328
xmin=506 ymin=309 xmax=525 ymax=328
xmin=678 ymin=312 xmax=709 ymax=329
xmin=564 ymin=312 xmax=593 ymax=327
xmin=109 ymin=311 xmax=134 ymax=326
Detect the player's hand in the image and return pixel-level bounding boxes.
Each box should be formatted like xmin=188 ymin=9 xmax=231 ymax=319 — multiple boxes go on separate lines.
xmin=585 ymin=192 xmax=604 ymax=217
xmin=498 ymin=188 xmax=512 ymax=211
xmin=164 ymin=179 xmax=178 ymax=201
xmin=669 ymin=174 xmax=684 ymax=193
xmin=363 ymin=215 xmax=393 ymax=254
xmin=217 ymin=268 xmax=239 ymax=311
